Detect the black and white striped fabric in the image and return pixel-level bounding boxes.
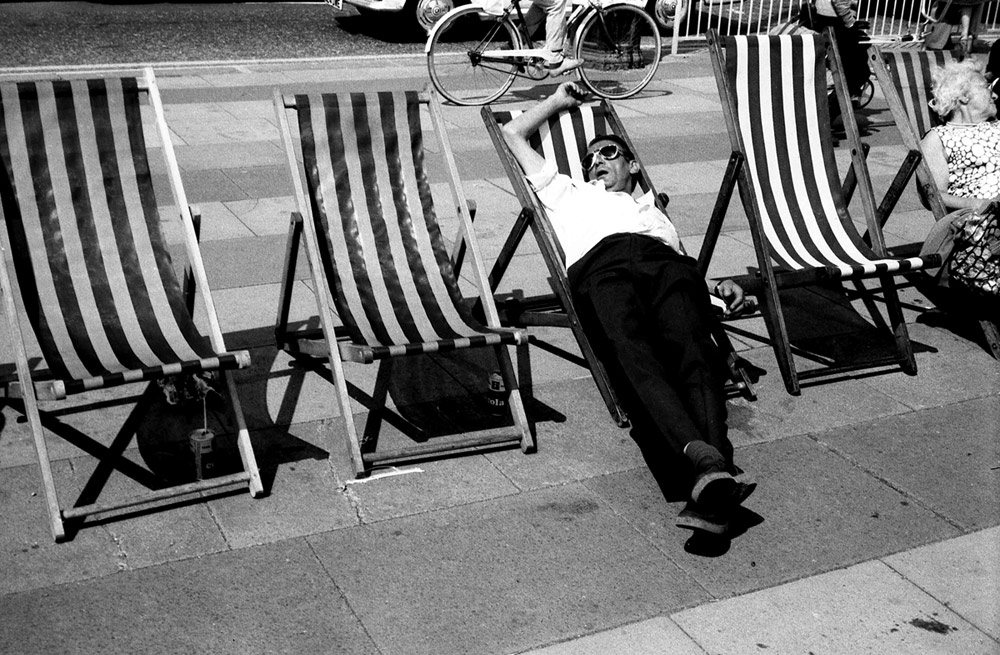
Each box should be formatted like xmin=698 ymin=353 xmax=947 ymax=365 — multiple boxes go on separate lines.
xmin=0 ymin=77 xmax=247 ymax=394
xmin=881 ymin=48 xmax=953 ymax=138
xmin=725 ymin=34 xmax=932 ymax=279
xmin=493 ymin=104 xmax=612 ymax=182
xmin=295 ymin=91 xmax=523 ymax=361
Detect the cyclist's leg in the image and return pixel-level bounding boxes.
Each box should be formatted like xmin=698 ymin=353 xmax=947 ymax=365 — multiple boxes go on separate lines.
xmin=530 ymin=0 xmax=583 ymax=73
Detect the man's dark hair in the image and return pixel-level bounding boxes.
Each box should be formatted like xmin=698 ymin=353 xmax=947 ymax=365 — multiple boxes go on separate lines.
xmin=586 ymin=134 xmax=634 ymax=161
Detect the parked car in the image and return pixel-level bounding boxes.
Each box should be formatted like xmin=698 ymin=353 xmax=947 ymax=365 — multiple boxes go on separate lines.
xmin=326 ymin=0 xmax=454 ymax=32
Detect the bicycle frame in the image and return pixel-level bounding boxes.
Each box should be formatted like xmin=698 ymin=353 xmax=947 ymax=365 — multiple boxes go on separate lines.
xmin=426 ymin=0 xmax=646 ymax=82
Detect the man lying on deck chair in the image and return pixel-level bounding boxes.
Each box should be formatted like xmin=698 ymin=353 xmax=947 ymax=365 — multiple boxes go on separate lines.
xmin=501 ymin=82 xmax=756 ymax=535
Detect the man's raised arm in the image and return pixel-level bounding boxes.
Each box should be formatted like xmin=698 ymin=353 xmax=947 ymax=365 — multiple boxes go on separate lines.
xmin=500 ymin=82 xmax=586 ymax=178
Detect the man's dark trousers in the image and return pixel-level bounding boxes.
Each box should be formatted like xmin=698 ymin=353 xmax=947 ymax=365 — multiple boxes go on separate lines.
xmin=568 ymin=234 xmax=734 ymax=489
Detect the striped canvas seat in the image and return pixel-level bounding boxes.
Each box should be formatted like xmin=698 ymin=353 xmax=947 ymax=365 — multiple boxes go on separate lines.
xmin=294 ymin=90 xmax=524 ymax=363
xmin=0 ymin=70 xmax=262 ymax=542
xmin=707 ymin=31 xmax=940 ymax=394
xmin=0 ymin=77 xmax=249 ymax=394
xmin=274 ymin=87 xmax=533 ymax=477
xmin=484 ymin=101 xmax=755 ymax=424
xmin=724 ymin=35 xmax=935 ymax=280
xmin=878 ymin=48 xmax=953 ymax=140
xmin=870 ymin=46 xmax=954 ymax=221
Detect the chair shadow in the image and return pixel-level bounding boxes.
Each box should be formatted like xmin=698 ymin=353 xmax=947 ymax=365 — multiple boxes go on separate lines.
xmin=726 ymin=282 xmax=937 ymax=384
xmin=265 ymin=316 xmax=565 ymax=465
xmin=4 ymin=326 xmax=331 ymax=538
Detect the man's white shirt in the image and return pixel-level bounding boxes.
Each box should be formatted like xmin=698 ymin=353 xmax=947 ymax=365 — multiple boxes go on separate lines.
xmin=526 ymin=159 xmax=682 ymax=268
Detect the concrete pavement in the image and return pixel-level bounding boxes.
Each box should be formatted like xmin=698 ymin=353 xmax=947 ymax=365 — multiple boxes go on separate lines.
xmin=0 ymin=53 xmax=998 ymax=654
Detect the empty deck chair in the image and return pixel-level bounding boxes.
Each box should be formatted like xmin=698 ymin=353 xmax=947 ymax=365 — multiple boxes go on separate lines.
xmin=705 ymin=30 xmax=943 ymax=394
xmin=273 ymin=87 xmax=533 ymax=478
xmin=871 ymin=46 xmax=1000 ymax=359
xmin=0 ymin=69 xmax=263 ymax=542
xmin=481 ymin=99 xmax=756 ymax=427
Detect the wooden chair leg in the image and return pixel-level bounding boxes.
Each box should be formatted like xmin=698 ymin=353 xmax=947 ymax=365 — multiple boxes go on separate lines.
xmin=361 ymin=359 xmax=395 ymax=456
xmin=979 ymin=318 xmax=1000 ymax=360
xmin=880 ymin=274 xmax=918 ymax=375
xmin=495 ymin=342 xmax=535 ymax=453
xmin=762 ymin=283 xmax=801 ymax=395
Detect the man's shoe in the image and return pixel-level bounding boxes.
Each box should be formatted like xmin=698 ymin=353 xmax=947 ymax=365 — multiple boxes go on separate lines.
xmin=733 ymin=470 xmax=757 ymax=505
xmin=692 ymin=469 xmax=758 ymax=513
xmin=691 ymin=471 xmax=738 ymax=512
xmin=676 ymin=502 xmax=728 ymax=535
xmin=545 ymin=58 xmax=583 ymax=77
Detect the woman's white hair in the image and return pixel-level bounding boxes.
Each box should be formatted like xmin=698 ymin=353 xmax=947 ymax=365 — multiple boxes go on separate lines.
xmin=929 ymin=59 xmax=988 ymax=119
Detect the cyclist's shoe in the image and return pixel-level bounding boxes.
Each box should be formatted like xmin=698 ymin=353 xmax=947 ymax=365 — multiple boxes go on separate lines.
xmin=545 ymin=58 xmax=584 ymax=77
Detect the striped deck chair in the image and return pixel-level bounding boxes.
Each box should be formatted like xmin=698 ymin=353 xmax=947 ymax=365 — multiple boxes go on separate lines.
xmin=0 ymin=69 xmax=263 ymax=542
xmin=870 ymin=46 xmax=954 ymax=222
xmin=705 ymin=30 xmax=943 ymax=394
xmin=481 ymin=100 xmax=756 ymax=427
xmin=273 ymin=87 xmax=533 ymax=478
xmin=871 ymin=46 xmax=1000 ymax=359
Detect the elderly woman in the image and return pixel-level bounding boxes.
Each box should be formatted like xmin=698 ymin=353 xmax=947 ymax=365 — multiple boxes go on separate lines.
xmin=921 ymin=59 xmax=1000 ymax=211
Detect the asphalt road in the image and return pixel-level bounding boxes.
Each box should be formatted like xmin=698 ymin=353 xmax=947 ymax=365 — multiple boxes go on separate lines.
xmin=0 ymin=1 xmax=426 ymax=68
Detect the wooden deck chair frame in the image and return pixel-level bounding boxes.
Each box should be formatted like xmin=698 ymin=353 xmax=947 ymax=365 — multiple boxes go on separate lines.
xmin=704 ymin=29 xmax=943 ymax=394
xmin=871 ymin=46 xmax=1000 ymax=359
xmin=273 ymin=86 xmax=533 ymax=478
xmin=481 ymin=99 xmax=757 ymax=429
xmin=0 ymin=68 xmax=263 ymax=542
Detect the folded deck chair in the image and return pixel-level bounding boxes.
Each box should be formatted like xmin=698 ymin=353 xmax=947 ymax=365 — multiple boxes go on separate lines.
xmin=705 ymin=30 xmax=943 ymax=394
xmin=871 ymin=46 xmax=1000 ymax=359
xmin=273 ymin=87 xmax=533 ymax=478
xmin=0 ymin=69 xmax=263 ymax=541
xmin=481 ymin=99 xmax=756 ymax=427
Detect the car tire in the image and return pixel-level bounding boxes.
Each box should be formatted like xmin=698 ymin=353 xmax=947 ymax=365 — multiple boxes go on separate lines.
xmin=414 ymin=0 xmax=455 ymax=32
xmin=647 ymin=0 xmax=687 ymax=31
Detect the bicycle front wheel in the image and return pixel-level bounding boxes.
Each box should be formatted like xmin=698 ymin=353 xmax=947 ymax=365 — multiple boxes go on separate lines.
xmin=427 ymin=6 xmax=521 ymax=106
xmin=575 ymin=4 xmax=662 ymax=99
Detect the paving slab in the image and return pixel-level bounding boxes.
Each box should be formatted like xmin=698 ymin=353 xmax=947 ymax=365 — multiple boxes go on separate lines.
xmin=0 ymin=538 xmax=379 ymax=655
xmin=207 ymin=428 xmax=358 ymax=548
xmin=519 ymin=616 xmax=705 ymax=655
xmin=484 ymin=377 xmax=645 ymax=490
xmin=307 ymin=483 xmax=710 ymax=655
xmin=0 ymin=463 xmax=121 ymax=595
xmin=587 ymin=434 xmax=961 ymax=599
xmin=885 ymin=527 xmax=1000 ymax=641
xmin=817 ymin=397 xmax=1000 ymax=531
xmin=672 ymin=559 xmax=1000 ymax=655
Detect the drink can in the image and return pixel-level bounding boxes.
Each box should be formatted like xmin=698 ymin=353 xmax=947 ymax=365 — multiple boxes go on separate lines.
xmin=189 ymin=428 xmax=215 ymax=481
xmin=487 ymin=370 xmax=507 ymax=414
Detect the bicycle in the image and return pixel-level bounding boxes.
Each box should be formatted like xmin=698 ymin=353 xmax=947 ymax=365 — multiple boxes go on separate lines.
xmin=425 ymin=0 xmax=662 ymax=106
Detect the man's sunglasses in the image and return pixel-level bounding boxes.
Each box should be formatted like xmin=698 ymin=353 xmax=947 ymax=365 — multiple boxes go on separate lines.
xmin=581 ymin=144 xmax=624 ymax=171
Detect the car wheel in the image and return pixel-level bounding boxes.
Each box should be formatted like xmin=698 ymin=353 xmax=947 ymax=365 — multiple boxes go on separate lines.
xmin=648 ymin=0 xmax=687 ymax=30
xmin=415 ymin=0 xmax=455 ymax=32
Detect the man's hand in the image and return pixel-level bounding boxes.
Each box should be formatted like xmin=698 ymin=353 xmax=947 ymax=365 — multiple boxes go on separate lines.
xmin=714 ymin=279 xmax=747 ymax=317
xmin=554 ymin=82 xmax=588 ymax=109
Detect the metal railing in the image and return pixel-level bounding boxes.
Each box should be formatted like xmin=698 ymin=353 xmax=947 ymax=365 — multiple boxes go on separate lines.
xmin=663 ymin=0 xmax=999 ymax=52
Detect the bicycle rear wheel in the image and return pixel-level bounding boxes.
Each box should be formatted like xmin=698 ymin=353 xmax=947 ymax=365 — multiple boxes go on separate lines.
xmin=427 ymin=6 xmax=521 ymax=106
xmin=575 ymin=4 xmax=662 ymax=99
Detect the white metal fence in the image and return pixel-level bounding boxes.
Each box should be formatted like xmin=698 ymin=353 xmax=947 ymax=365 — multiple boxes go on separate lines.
xmin=664 ymin=0 xmax=999 ymax=51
